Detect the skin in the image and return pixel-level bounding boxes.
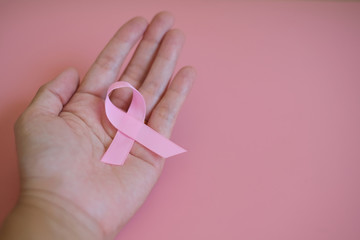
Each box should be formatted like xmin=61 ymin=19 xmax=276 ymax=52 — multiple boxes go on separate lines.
xmin=0 ymin=12 xmax=195 ymax=240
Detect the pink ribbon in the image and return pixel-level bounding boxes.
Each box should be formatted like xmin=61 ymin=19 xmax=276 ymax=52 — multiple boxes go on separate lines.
xmin=101 ymin=81 xmax=186 ymax=165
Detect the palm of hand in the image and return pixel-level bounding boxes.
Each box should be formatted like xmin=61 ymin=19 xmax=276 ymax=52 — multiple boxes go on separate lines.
xmin=15 ymin=12 xmax=195 ymax=238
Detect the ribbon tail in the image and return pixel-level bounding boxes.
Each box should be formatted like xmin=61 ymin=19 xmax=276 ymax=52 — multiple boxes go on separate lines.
xmin=135 ymin=125 xmax=187 ymax=158
xmin=101 ymin=131 xmax=135 ymax=165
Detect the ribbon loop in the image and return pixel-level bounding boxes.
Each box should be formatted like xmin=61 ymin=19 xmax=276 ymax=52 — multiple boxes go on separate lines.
xmin=101 ymin=81 xmax=186 ymax=165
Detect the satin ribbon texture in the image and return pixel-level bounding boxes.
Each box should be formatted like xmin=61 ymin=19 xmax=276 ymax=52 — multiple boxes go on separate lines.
xmin=101 ymin=81 xmax=186 ymax=165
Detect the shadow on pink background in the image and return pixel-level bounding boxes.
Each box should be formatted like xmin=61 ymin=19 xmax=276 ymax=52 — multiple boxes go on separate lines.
xmin=1 ymin=1 xmax=360 ymax=239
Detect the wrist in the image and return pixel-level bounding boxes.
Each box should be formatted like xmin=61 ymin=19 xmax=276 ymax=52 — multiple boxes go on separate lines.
xmin=1 ymin=189 xmax=105 ymax=240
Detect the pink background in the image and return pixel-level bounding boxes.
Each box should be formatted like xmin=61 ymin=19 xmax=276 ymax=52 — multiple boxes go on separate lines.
xmin=1 ymin=1 xmax=360 ymax=239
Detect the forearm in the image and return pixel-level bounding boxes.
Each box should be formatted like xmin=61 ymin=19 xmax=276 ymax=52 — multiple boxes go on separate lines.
xmin=0 ymin=193 xmax=104 ymax=240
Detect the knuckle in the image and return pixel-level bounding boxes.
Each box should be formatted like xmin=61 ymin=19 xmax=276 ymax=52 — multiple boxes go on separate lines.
xmin=154 ymin=105 xmax=175 ymax=123
xmin=95 ymin=53 xmax=118 ymax=71
xmin=142 ymin=81 xmax=162 ymax=97
xmin=124 ymin=62 xmax=146 ymax=81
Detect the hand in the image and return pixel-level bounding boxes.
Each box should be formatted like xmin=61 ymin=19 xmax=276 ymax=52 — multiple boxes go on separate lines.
xmin=0 ymin=12 xmax=195 ymax=240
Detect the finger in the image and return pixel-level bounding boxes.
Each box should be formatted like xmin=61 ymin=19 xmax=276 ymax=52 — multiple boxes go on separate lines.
xmin=78 ymin=17 xmax=148 ymax=98
xmin=28 ymin=68 xmax=79 ymax=115
xmin=139 ymin=29 xmax=185 ymax=117
xmin=147 ymin=66 xmax=196 ymax=138
xmin=120 ymin=11 xmax=174 ymax=88
xmin=109 ymin=12 xmax=174 ymax=111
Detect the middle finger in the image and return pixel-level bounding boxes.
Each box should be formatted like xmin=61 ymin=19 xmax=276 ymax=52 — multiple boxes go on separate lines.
xmin=139 ymin=28 xmax=185 ymax=118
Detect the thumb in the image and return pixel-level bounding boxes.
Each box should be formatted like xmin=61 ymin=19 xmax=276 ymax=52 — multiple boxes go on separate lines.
xmin=29 ymin=68 xmax=79 ymax=115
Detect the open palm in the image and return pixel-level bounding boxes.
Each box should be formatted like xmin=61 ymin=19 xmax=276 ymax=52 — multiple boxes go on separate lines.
xmin=14 ymin=12 xmax=195 ymax=239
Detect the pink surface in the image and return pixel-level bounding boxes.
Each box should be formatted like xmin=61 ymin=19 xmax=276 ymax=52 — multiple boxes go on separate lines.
xmin=1 ymin=1 xmax=360 ymax=239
